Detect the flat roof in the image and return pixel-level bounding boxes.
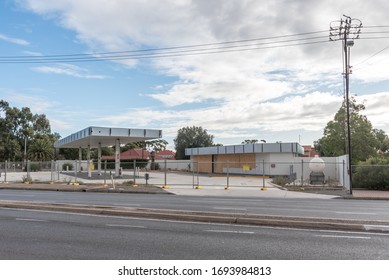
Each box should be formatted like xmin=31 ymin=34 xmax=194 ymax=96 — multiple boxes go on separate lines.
xmin=186 ymin=142 xmax=304 ymax=156
xmin=54 ymin=126 xmax=162 ymax=149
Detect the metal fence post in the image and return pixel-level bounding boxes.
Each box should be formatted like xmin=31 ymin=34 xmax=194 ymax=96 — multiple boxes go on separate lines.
xmin=192 ymin=159 xmax=195 ymax=189
xmin=262 ymin=159 xmax=265 ymax=188
xmin=343 ymin=160 xmax=345 ymax=188
xmin=57 ymin=161 xmax=60 ymax=181
xmin=226 ymin=161 xmax=230 ymax=189
xmin=51 ymin=160 xmax=54 ymax=182
xmin=133 ymin=160 xmax=136 ymax=185
xmin=74 ymin=160 xmax=78 ymax=183
xmin=164 ymin=160 xmax=167 ymax=187
xmin=196 ymin=161 xmax=200 ymax=187
xmin=301 ymin=159 xmax=304 ymax=187
xmin=27 ymin=160 xmax=31 ymax=181
xmin=4 ymin=160 xmax=7 ymax=183
xmin=104 ymin=160 xmax=107 ymax=186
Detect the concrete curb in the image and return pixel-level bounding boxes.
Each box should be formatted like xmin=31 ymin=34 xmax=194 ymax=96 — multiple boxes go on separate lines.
xmin=0 ymin=184 xmax=171 ymax=195
xmin=1 ymin=200 xmax=389 ymax=234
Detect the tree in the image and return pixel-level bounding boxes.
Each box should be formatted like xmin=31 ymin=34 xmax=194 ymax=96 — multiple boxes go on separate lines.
xmin=316 ymin=97 xmax=382 ymax=164
xmin=372 ymin=129 xmax=389 ymax=154
xmin=174 ymin=126 xmax=214 ymax=159
xmin=28 ymin=136 xmax=54 ymax=161
xmin=0 ymin=99 xmax=59 ymax=161
xmin=122 ymin=139 xmax=168 ymax=153
xmin=242 ymin=139 xmax=258 ymax=144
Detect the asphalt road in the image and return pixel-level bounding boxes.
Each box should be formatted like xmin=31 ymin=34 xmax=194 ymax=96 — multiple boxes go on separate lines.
xmin=1 ymin=189 xmax=389 ymax=222
xmin=1 ymin=208 xmax=389 ymax=260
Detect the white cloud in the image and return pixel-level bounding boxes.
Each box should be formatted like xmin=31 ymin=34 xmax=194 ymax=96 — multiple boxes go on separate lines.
xmin=23 ymin=50 xmax=43 ymax=56
xmin=0 ymin=33 xmax=29 ymax=45
xmin=32 ymin=64 xmax=108 ymax=79
xmin=18 ymin=0 xmax=389 ymax=144
xmin=4 ymin=91 xmax=55 ymax=113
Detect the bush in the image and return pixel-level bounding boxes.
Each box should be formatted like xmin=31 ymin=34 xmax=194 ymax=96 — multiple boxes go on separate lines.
xmin=353 ymin=157 xmax=389 ymax=190
xmin=272 ymin=176 xmax=289 ymax=187
xmin=96 ymin=159 xmax=149 ymax=170
xmin=29 ymin=163 xmax=41 ymax=172
xmin=62 ymin=162 xmax=74 ymax=171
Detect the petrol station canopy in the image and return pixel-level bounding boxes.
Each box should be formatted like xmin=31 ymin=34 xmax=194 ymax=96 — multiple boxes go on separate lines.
xmin=54 ymin=126 xmax=162 ymax=149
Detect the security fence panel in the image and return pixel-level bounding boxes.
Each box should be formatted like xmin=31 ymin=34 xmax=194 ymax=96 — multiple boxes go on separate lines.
xmin=0 ymin=156 xmax=354 ymax=190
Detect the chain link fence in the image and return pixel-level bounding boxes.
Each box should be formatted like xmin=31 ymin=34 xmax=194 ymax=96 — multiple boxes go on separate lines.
xmin=0 ymin=159 xmax=347 ymax=187
xmin=1 ymin=159 xmax=388 ymax=190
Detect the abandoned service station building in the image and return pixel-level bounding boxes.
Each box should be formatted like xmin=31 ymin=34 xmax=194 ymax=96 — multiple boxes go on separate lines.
xmin=54 ymin=126 xmax=162 ymax=177
xmin=185 ymin=142 xmax=305 ymax=176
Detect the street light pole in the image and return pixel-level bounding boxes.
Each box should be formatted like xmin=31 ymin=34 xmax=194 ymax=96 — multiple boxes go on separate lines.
xmin=330 ymin=15 xmax=362 ymax=195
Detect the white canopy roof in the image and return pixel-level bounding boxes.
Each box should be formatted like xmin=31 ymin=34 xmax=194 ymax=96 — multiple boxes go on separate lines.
xmin=54 ymin=126 xmax=162 ymax=149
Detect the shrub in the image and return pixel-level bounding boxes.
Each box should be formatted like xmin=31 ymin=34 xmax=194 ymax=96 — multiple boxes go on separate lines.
xmin=29 ymin=163 xmax=41 ymax=172
xmin=272 ymin=176 xmax=289 ymax=187
xmin=353 ymin=157 xmax=389 ymax=190
xmin=62 ymin=162 xmax=74 ymax=171
xmin=96 ymin=159 xmax=149 ymax=170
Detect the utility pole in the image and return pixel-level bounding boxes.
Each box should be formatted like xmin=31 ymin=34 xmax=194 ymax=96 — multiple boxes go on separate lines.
xmin=329 ymin=15 xmax=362 ymax=195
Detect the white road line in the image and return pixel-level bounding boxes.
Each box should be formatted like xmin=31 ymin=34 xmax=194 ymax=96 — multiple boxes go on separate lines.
xmin=314 ymin=235 xmax=371 ymax=240
xmin=213 ymin=207 xmax=247 ymax=211
xmin=186 ymin=199 xmax=264 ymax=204
xmin=0 ymin=194 xmax=35 ymax=197
xmin=112 ymin=203 xmax=141 ymax=207
xmin=336 ymin=212 xmax=377 ymax=215
xmin=205 ymin=230 xmax=254 ymax=234
xmin=364 ymin=225 xmax=389 ymax=232
xmin=16 ymin=218 xmax=47 ymax=222
xmin=106 ymin=224 xmax=146 ymax=229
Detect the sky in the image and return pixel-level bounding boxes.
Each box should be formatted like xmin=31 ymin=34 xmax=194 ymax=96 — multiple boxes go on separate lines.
xmin=1 ymin=0 xmax=389 ymax=150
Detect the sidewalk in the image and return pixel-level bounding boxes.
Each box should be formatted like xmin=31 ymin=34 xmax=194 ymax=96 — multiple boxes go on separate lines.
xmin=1 ymin=181 xmax=389 ymax=200
xmin=351 ymin=190 xmax=389 ymax=200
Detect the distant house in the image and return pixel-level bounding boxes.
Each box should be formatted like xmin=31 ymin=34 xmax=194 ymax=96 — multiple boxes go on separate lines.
xmin=302 ymin=145 xmax=319 ymax=157
xmin=101 ymin=149 xmax=176 ymax=160
xmin=155 ymin=149 xmax=176 ymax=160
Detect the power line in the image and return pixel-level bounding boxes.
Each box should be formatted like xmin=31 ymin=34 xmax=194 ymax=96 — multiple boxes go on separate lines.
xmin=1 ymin=26 xmax=388 ymax=64
xmin=353 ymin=44 xmax=389 ymax=68
xmin=0 ymin=40 xmax=331 ymax=63
xmin=0 ymin=30 xmax=330 ymax=64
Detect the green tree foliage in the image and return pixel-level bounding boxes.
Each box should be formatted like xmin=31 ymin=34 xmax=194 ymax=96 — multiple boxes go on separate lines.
xmin=315 ymin=97 xmax=384 ymax=164
xmin=353 ymin=157 xmax=389 ymax=190
xmin=242 ymin=139 xmax=258 ymax=144
xmin=174 ymin=126 xmax=214 ymax=159
xmin=28 ymin=136 xmax=54 ymax=161
xmin=122 ymin=139 xmax=168 ymax=153
xmin=0 ymin=100 xmax=59 ymax=161
xmin=372 ymin=129 xmax=389 ymax=154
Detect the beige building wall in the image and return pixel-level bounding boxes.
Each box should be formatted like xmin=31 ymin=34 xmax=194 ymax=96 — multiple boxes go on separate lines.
xmin=192 ymin=155 xmax=212 ymax=173
xmin=193 ymin=154 xmax=256 ymax=173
